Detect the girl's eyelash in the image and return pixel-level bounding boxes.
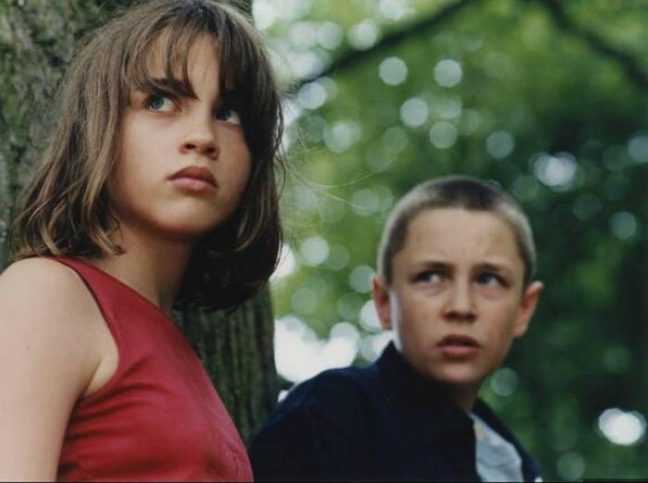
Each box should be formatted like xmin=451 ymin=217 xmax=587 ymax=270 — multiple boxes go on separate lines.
xmin=144 ymin=91 xmax=176 ymax=104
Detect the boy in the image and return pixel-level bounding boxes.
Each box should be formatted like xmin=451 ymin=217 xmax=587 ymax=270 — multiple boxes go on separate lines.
xmin=250 ymin=176 xmax=544 ymax=481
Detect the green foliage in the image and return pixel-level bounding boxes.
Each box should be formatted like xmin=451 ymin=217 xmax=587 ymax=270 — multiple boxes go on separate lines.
xmin=264 ymin=0 xmax=647 ymax=479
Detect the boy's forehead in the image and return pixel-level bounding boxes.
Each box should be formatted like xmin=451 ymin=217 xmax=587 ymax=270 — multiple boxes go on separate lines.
xmin=399 ymin=208 xmax=524 ymax=269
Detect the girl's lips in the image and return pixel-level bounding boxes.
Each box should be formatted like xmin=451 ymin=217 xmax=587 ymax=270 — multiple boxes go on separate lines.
xmin=168 ymin=166 xmax=217 ymax=192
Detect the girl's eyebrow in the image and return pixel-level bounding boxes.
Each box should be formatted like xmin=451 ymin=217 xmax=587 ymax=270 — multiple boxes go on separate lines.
xmin=138 ymin=76 xmax=196 ymax=99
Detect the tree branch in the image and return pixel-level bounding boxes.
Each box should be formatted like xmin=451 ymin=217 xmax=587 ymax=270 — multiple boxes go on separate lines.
xmin=539 ymin=0 xmax=648 ymax=90
xmin=287 ymin=0 xmax=479 ymax=94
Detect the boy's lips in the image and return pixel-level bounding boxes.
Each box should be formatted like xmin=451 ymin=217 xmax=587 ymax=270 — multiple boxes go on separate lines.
xmin=437 ymin=334 xmax=481 ymax=358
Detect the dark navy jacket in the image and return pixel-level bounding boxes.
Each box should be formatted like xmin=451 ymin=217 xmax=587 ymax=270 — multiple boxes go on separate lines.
xmin=249 ymin=343 xmax=541 ymax=482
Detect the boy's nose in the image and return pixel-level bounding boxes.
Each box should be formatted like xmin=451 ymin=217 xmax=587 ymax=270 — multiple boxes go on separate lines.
xmin=443 ymin=283 xmax=476 ymax=322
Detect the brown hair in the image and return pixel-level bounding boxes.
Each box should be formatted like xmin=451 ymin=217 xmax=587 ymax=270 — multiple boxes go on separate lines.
xmin=12 ymin=0 xmax=284 ymax=311
xmin=377 ymin=176 xmax=537 ymax=287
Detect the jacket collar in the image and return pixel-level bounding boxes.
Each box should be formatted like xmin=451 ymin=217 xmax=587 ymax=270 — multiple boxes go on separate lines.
xmin=373 ymin=342 xmax=542 ymax=481
xmin=374 ymin=342 xmax=474 ymax=436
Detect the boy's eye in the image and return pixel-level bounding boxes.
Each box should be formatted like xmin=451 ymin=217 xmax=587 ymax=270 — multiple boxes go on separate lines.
xmin=476 ymin=272 xmax=506 ymax=288
xmin=415 ymin=271 xmax=444 ymax=285
xmin=145 ymin=93 xmax=176 ymax=112
xmin=215 ymin=105 xmax=242 ymax=125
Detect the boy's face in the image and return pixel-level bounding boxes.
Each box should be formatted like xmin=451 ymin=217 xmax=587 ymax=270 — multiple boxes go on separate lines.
xmin=109 ymin=35 xmax=251 ymax=242
xmin=373 ymin=208 xmax=543 ymax=394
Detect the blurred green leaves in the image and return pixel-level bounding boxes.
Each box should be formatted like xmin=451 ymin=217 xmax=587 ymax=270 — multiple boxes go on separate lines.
xmin=261 ymin=0 xmax=647 ymax=479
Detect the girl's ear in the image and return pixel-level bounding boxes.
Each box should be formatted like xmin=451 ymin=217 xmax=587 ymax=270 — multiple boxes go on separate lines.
xmin=372 ymin=275 xmax=392 ymax=331
xmin=513 ymin=280 xmax=544 ymax=338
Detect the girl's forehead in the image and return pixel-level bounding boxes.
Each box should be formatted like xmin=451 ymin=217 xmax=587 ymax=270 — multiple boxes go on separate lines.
xmin=124 ymin=33 xmax=232 ymax=97
xmin=142 ymin=33 xmax=220 ymax=75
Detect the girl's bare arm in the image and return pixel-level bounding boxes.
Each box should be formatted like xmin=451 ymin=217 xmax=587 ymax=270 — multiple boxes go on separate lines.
xmin=0 ymin=258 xmax=106 ymax=480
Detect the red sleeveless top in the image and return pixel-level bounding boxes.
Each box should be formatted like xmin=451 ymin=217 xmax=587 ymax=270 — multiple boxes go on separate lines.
xmin=54 ymin=257 xmax=253 ymax=481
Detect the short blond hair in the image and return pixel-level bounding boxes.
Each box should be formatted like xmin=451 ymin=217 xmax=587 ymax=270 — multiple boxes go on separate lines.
xmin=377 ymin=176 xmax=537 ymax=286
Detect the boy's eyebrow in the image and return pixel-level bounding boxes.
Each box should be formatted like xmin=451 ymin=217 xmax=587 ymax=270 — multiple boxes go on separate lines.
xmin=412 ymin=260 xmax=514 ymax=275
xmin=413 ymin=260 xmax=452 ymax=271
xmin=137 ymin=76 xmax=197 ymax=99
xmin=474 ymin=262 xmax=514 ymax=275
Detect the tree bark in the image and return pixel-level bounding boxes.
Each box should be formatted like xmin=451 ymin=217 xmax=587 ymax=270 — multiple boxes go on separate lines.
xmin=0 ymin=0 xmax=277 ymax=444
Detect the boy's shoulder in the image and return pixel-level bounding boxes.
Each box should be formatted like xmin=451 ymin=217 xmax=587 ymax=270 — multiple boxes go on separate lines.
xmin=275 ymin=363 xmax=380 ymax=417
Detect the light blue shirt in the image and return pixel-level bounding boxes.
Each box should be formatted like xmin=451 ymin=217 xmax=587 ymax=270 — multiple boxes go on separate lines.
xmin=470 ymin=412 xmax=527 ymax=482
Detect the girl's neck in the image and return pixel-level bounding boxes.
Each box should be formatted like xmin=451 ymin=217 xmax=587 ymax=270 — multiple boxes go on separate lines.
xmin=88 ymin=223 xmax=194 ymax=313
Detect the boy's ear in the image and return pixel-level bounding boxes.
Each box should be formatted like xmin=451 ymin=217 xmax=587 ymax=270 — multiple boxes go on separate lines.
xmin=372 ymin=275 xmax=392 ymax=331
xmin=513 ymin=280 xmax=544 ymax=338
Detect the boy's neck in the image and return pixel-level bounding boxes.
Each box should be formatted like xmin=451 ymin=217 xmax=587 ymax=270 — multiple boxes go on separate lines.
xmin=441 ymin=382 xmax=481 ymax=413
xmin=88 ymin=222 xmax=194 ymax=313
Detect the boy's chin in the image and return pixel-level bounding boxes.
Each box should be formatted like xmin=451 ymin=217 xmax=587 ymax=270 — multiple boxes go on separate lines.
xmin=422 ymin=364 xmax=489 ymax=390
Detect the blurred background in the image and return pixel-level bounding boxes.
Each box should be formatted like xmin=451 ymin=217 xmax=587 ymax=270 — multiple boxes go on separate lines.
xmin=255 ymin=0 xmax=647 ymax=479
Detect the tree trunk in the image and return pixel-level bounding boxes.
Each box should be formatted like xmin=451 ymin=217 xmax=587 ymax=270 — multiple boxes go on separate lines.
xmin=0 ymin=0 xmax=277 ymax=444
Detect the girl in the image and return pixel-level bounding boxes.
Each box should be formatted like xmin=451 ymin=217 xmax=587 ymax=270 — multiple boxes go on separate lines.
xmin=0 ymin=0 xmax=283 ymax=480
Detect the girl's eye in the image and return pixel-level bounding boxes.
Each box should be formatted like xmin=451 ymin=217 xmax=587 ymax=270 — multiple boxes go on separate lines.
xmin=146 ymin=94 xmax=176 ymax=112
xmin=476 ymin=272 xmax=506 ymax=288
xmin=215 ymin=106 xmax=242 ymax=125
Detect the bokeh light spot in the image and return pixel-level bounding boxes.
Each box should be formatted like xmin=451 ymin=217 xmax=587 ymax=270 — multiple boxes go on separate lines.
xmin=300 ymin=235 xmax=330 ymax=266
xmin=378 ymin=0 xmax=412 ymax=21
xmin=324 ymin=244 xmax=350 ymax=271
xmin=533 ymin=152 xmax=578 ymax=190
xmin=289 ymin=21 xmax=319 ymax=49
xmin=324 ymin=120 xmax=362 ymax=153
xmin=351 ymin=188 xmax=381 ymax=216
xmin=359 ymin=332 xmax=392 ymax=361
xmin=598 ymin=408 xmax=646 ymax=446
xmin=489 ymin=367 xmax=518 ymax=397
xmin=609 ymin=211 xmax=638 ymax=240
xmin=359 ymin=299 xmax=381 ymax=332
xmin=382 ymin=125 xmax=410 ymax=154
xmin=434 ymin=59 xmax=463 ymax=87
xmin=349 ymin=265 xmax=375 ymax=293
xmin=400 ymin=97 xmax=429 ymax=127
xmin=511 ymin=175 xmax=539 ymax=202
xmin=274 ymin=316 xmax=359 ymax=384
xmin=379 ymin=56 xmax=408 ymax=85
xmin=429 ymin=121 xmax=458 ymax=149
xmin=433 ymin=94 xmax=463 ymax=120
xmin=271 ymin=245 xmax=297 ymax=281
xmin=317 ymin=21 xmax=344 ymax=50
xmin=486 ymin=130 xmax=515 ymax=159
xmin=556 ymin=452 xmax=585 ymax=481
xmin=627 ymin=132 xmax=648 ymax=164
xmin=297 ymin=81 xmax=327 ymax=110
xmin=348 ymin=20 xmax=379 ymax=50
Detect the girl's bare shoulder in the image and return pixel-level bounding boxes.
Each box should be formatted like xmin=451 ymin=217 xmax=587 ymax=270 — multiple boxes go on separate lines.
xmin=0 ymin=257 xmax=99 ymax=329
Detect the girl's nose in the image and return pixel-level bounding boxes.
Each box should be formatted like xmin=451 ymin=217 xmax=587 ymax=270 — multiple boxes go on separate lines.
xmin=180 ymin=115 xmax=220 ymax=160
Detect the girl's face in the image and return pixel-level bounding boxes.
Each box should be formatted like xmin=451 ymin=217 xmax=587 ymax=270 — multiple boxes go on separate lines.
xmin=108 ymin=35 xmax=251 ymax=243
